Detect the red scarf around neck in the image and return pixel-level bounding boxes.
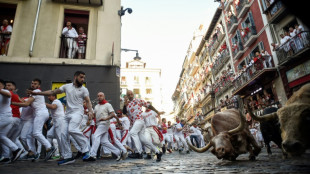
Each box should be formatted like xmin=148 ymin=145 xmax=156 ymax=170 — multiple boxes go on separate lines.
xmin=99 ymin=99 xmax=108 ymax=105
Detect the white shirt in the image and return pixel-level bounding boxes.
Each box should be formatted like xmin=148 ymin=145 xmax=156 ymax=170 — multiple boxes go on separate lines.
xmin=1 ymin=25 xmax=13 ymax=39
xmin=0 ymin=89 xmax=12 ymax=115
xmin=120 ymin=116 xmax=130 ymax=130
xmin=20 ymin=98 xmax=34 ymax=120
xmin=167 ymin=125 xmax=173 ymax=135
xmin=94 ymin=103 xmax=114 ymax=126
xmin=50 ymin=99 xmax=65 ymax=119
xmin=142 ymin=110 xmax=158 ymax=127
xmin=175 ymin=123 xmax=183 ymax=136
xmin=62 ymin=27 xmax=78 ymax=38
xmin=190 ymin=126 xmax=199 ymax=136
xmin=280 ymin=36 xmax=291 ymax=45
xmin=59 ymin=83 xmax=89 ymax=115
xmin=31 ymin=89 xmax=48 ymax=113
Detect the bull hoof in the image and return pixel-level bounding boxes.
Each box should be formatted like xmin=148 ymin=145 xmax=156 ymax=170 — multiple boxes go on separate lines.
xmin=249 ymin=155 xmax=256 ymax=161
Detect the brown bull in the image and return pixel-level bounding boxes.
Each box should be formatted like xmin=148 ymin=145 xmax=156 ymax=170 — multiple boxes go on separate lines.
xmin=247 ymin=83 xmax=310 ymax=156
xmin=187 ymin=109 xmax=261 ymax=161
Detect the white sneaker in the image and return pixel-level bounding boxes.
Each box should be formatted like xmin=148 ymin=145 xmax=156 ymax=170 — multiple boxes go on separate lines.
xmin=121 ymin=151 xmax=128 ymax=160
xmin=116 ymin=155 xmax=122 ymax=161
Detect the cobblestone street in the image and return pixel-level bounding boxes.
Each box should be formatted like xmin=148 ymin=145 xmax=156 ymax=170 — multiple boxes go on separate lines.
xmin=1 ymin=148 xmax=310 ymax=174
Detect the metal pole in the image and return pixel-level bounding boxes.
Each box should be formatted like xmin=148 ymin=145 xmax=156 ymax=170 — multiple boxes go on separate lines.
xmin=29 ymin=0 xmax=42 ymax=57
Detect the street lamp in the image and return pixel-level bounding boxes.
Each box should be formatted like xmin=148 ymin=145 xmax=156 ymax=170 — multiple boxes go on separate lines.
xmin=121 ymin=48 xmax=141 ymax=60
xmin=118 ymin=6 xmax=132 ymax=17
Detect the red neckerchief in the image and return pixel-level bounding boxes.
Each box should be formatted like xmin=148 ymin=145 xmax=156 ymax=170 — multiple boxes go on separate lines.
xmin=177 ymin=121 xmax=180 ymax=123
xmin=2 ymin=25 xmax=8 ymax=32
xmin=145 ymin=109 xmax=151 ymax=112
xmin=194 ymin=125 xmax=197 ymax=128
xmin=99 ymin=100 xmax=108 ymax=105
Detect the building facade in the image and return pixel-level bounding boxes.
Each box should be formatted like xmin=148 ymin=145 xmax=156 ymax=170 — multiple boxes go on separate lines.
xmin=0 ymin=0 xmax=121 ymax=108
xmin=120 ymin=57 xmax=163 ymax=110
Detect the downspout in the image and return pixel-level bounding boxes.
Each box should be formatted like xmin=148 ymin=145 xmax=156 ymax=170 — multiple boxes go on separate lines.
xmin=29 ymin=0 xmax=42 ymax=57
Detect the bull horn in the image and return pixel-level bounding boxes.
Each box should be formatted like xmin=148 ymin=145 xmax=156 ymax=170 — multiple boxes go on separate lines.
xmin=228 ymin=109 xmax=245 ymax=135
xmin=246 ymin=103 xmax=278 ymax=122
xmin=186 ymin=140 xmax=212 ymax=153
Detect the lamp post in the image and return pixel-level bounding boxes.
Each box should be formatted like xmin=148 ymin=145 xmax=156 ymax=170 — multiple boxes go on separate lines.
xmin=121 ymin=48 xmax=141 ymax=60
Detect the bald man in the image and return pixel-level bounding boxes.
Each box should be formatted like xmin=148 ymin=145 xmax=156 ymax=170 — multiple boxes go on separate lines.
xmin=125 ymin=90 xmax=163 ymax=161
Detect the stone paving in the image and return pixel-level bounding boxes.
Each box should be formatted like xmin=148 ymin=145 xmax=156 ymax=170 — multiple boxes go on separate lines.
xmin=1 ymin=147 xmax=310 ymax=174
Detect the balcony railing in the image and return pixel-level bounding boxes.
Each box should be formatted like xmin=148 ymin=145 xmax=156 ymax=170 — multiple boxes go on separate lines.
xmin=213 ymin=74 xmax=233 ymax=97
xmin=224 ymin=0 xmax=233 ymax=11
xmin=120 ymin=81 xmax=127 ymax=85
xmin=227 ymin=15 xmax=238 ymax=34
xmin=232 ymin=58 xmax=275 ymax=93
xmin=59 ymin=36 xmax=88 ymax=59
xmin=0 ymin=33 xmax=11 ymax=56
xmin=236 ymin=0 xmax=252 ymax=18
xmin=211 ymin=49 xmax=230 ymax=75
xmin=242 ymin=26 xmax=258 ymax=47
xmin=275 ymin=31 xmax=310 ymax=65
xmin=200 ymin=47 xmax=208 ymax=65
xmin=232 ymin=41 xmax=244 ymax=60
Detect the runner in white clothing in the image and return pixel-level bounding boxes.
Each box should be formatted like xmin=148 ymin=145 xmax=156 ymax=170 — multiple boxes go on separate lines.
xmin=0 ymin=79 xmax=23 ymax=163
xmin=125 ymin=90 xmax=164 ymax=160
xmin=12 ymin=79 xmax=56 ymax=162
xmin=28 ymin=71 xmax=94 ymax=165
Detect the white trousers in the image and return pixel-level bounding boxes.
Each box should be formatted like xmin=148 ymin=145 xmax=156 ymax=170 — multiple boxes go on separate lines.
xmin=144 ymin=127 xmax=162 ymax=153
xmin=129 ymin=119 xmax=159 ymax=154
xmin=66 ymin=113 xmax=89 ymax=154
xmin=162 ymin=133 xmax=173 ymax=149
xmin=108 ymin=126 xmax=127 ymax=153
xmin=33 ymin=110 xmax=51 ymax=150
xmin=174 ymin=134 xmax=188 ymax=151
xmin=120 ymin=130 xmax=129 ymax=146
xmin=0 ymin=114 xmax=18 ymax=153
xmin=90 ymin=124 xmax=120 ymax=157
xmin=65 ymin=38 xmax=77 ymax=58
xmin=1 ymin=117 xmax=22 ymax=158
xmin=20 ymin=119 xmax=36 ymax=153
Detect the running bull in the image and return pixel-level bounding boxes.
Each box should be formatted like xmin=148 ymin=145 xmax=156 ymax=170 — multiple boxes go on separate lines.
xmin=247 ymin=83 xmax=310 ymax=156
xmin=187 ymin=109 xmax=261 ymax=161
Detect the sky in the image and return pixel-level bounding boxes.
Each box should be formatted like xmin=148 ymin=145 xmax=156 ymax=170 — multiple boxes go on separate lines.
xmin=121 ymin=0 xmax=219 ymax=113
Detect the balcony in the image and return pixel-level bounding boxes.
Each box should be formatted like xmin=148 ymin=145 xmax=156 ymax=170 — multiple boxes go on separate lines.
xmin=232 ymin=42 xmax=244 ymax=60
xmin=59 ymin=36 xmax=88 ymax=59
xmin=213 ymin=74 xmax=233 ymax=97
xmin=276 ymin=31 xmax=310 ymax=65
xmin=200 ymin=47 xmax=208 ymax=65
xmin=237 ymin=0 xmax=252 ymax=18
xmin=120 ymin=81 xmax=127 ymax=85
xmin=224 ymin=0 xmax=233 ymax=11
xmin=52 ymin=0 xmax=103 ymax=6
xmin=227 ymin=15 xmax=238 ymax=34
xmin=211 ymin=49 xmax=230 ymax=75
xmin=232 ymin=58 xmax=277 ymax=95
xmin=242 ymin=26 xmax=258 ymax=48
xmin=264 ymin=0 xmax=286 ymax=24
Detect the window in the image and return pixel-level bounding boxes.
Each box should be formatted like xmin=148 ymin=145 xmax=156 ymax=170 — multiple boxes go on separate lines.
xmin=249 ymin=42 xmax=264 ymax=58
xmin=0 ymin=3 xmax=17 ymax=56
xmin=60 ymin=9 xmax=89 ymax=59
xmin=121 ymin=76 xmax=126 ymax=85
xmin=145 ymin=77 xmax=151 ymax=85
xmin=146 ymin=88 xmax=152 ymax=94
xmin=134 ymin=76 xmax=139 ymax=84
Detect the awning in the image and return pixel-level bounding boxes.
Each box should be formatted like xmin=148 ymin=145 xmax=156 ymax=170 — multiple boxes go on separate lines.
xmin=233 ymin=68 xmax=278 ymax=96
xmin=52 ymin=0 xmax=103 ymax=6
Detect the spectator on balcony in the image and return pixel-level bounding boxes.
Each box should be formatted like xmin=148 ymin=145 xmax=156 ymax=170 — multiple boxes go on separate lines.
xmin=77 ymin=27 xmax=87 ymax=59
xmin=62 ymin=21 xmax=78 ymax=59
xmin=280 ymin=33 xmax=292 ymax=55
xmin=289 ymin=27 xmax=303 ymax=51
xmin=0 ymin=19 xmax=12 ymax=56
xmin=261 ymin=50 xmax=273 ymax=68
xmin=271 ymin=43 xmax=279 ymax=51
xmin=295 ymin=23 xmax=309 ymax=46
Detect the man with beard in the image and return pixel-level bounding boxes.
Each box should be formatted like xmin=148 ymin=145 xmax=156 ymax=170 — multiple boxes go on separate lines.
xmin=12 ymin=79 xmax=56 ymax=162
xmin=28 ymin=71 xmax=94 ymax=165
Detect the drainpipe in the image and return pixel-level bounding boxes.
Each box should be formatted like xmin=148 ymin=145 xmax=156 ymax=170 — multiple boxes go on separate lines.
xmin=29 ymin=0 xmax=42 ymax=57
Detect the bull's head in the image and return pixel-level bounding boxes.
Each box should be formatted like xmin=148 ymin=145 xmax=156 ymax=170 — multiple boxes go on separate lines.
xmin=247 ymin=103 xmax=310 ymax=156
xmin=187 ymin=110 xmax=245 ymax=160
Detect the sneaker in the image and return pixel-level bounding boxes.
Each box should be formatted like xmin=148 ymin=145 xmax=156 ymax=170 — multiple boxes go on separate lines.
xmin=116 ymin=155 xmax=122 ymax=161
xmin=128 ymin=153 xmax=138 ymax=158
xmin=82 ymin=152 xmax=91 ymax=161
xmin=162 ymin=146 xmax=166 ymax=154
xmin=138 ymin=153 xmax=143 ymax=159
xmin=167 ymin=149 xmax=172 ymax=153
xmin=45 ymin=147 xmax=57 ymax=161
xmin=0 ymin=158 xmax=11 ymax=164
xmin=121 ymin=151 xmax=128 ymax=160
xmin=32 ymin=153 xmax=40 ymax=162
xmin=52 ymin=156 xmax=60 ymax=160
xmin=186 ymin=150 xmax=190 ymax=154
xmin=12 ymin=148 xmax=24 ymax=162
xmin=0 ymin=156 xmax=4 ymax=161
xmin=156 ymin=152 xmax=162 ymax=162
xmin=145 ymin=154 xmax=152 ymax=159
xmin=179 ymin=149 xmax=182 ymax=153
xmin=58 ymin=158 xmax=76 ymax=165
xmin=83 ymin=156 xmax=96 ymax=162
xmin=102 ymin=153 xmax=112 ymax=158
xmin=74 ymin=151 xmax=83 ymax=159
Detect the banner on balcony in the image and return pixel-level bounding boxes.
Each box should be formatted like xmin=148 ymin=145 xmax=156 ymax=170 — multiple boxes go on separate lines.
xmin=286 ymin=59 xmax=310 ymax=83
